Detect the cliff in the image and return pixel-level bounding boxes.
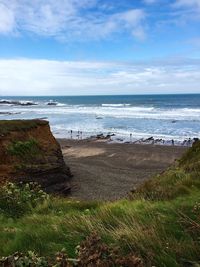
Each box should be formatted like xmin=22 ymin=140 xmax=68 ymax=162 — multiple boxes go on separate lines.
xmin=0 ymin=119 xmax=72 ymax=194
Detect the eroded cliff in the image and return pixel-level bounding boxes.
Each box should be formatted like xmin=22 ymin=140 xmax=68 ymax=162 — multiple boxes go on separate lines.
xmin=0 ymin=119 xmax=72 ymax=194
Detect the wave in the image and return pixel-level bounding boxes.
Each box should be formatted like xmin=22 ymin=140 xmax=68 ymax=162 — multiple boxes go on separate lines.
xmin=1 ymin=101 xmax=199 ymax=140
xmin=23 ymin=105 xmax=200 ymax=121
xmin=56 ymin=103 xmax=66 ymax=107
xmin=45 ymin=100 xmax=67 ymax=107
xmin=1 ymin=101 xmax=200 ymax=122
xmin=102 ymin=103 xmax=131 ymax=107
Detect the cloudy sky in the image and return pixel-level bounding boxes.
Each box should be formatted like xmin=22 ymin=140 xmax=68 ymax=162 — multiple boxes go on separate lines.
xmin=0 ymin=0 xmax=200 ymax=95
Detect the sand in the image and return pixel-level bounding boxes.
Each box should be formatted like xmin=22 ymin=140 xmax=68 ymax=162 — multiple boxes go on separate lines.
xmin=58 ymin=139 xmax=188 ymax=201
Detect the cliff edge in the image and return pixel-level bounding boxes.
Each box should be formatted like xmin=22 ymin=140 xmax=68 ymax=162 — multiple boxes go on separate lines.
xmin=0 ymin=119 xmax=72 ymax=194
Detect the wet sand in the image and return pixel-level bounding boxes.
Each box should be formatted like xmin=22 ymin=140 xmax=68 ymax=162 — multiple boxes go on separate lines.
xmin=58 ymin=139 xmax=188 ymax=201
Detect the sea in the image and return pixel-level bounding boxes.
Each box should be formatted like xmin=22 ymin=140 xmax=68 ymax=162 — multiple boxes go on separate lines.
xmin=0 ymin=94 xmax=200 ymax=145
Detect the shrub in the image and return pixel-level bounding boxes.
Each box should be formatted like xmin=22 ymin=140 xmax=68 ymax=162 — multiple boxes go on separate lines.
xmin=0 ymin=251 xmax=48 ymax=267
xmin=0 ymin=182 xmax=49 ymax=218
xmin=0 ymin=234 xmax=144 ymax=267
xmin=7 ymin=139 xmax=40 ymax=161
xmin=76 ymin=232 xmax=144 ymax=267
xmin=179 ymin=140 xmax=200 ymax=169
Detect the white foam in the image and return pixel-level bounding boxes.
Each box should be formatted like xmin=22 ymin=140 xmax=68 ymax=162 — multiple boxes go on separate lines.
xmin=23 ymin=105 xmax=200 ymax=121
xmin=52 ymin=126 xmax=196 ymax=143
xmin=102 ymin=103 xmax=131 ymax=107
xmin=1 ymin=102 xmax=200 ymax=141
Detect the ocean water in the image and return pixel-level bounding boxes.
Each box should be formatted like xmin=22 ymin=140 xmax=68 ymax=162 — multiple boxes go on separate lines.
xmin=0 ymin=94 xmax=200 ymax=144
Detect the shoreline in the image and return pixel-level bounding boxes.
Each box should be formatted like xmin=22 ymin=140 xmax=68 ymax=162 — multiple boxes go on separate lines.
xmin=58 ymin=138 xmax=188 ymax=201
xmin=55 ymin=131 xmax=196 ymax=147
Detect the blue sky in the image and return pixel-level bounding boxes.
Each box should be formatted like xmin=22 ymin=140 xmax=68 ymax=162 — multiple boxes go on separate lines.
xmin=0 ymin=0 xmax=200 ymax=95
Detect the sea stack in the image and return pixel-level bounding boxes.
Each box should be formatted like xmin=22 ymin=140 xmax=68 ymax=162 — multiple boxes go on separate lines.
xmin=0 ymin=119 xmax=72 ymax=194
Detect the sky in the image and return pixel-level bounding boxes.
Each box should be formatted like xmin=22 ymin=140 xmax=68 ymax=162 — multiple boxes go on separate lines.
xmin=0 ymin=0 xmax=200 ymax=96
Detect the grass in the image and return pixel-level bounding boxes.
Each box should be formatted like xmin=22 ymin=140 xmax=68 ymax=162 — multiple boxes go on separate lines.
xmin=0 ymin=141 xmax=200 ymax=266
xmin=0 ymin=195 xmax=199 ymax=266
xmin=7 ymin=139 xmax=41 ymax=162
xmin=132 ymin=141 xmax=200 ymax=201
xmin=0 ymin=119 xmax=48 ymax=136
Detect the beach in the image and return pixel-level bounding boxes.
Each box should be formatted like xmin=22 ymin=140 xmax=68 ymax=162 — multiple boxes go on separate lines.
xmin=58 ymin=138 xmax=187 ymax=201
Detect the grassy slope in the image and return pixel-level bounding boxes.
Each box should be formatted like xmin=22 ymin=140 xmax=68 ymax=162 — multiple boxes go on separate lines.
xmin=0 ymin=142 xmax=200 ymax=266
xmin=134 ymin=140 xmax=200 ymax=200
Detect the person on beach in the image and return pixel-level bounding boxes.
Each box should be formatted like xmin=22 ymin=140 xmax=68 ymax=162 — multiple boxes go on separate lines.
xmin=188 ymin=138 xmax=192 ymax=146
xmin=172 ymin=139 xmax=174 ymax=146
xmin=70 ymin=130 xmax=73 ymax=139
xmin=182 ymin=139 xmax=187 ymax=146
xmin=130 ymin=133 xmax=132 ymax=142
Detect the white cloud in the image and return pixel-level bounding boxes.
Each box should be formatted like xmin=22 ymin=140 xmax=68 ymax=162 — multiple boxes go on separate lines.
xmin=0 ymin=3 xmax=15 ymax=33
xmin=172 ymin=0 xmax=200 ymax=22
xmin=0 ymin=58 xmax=199 ymax=96
xmin=0 ymin=0 xmax=146 ymax=40
xmin=174 ymin=0 xmax=200 ymax=9
xmin=112 ymin=9 xmax=146 ymax=40
xmin=159 ymin=0 xmax=200 ymax=30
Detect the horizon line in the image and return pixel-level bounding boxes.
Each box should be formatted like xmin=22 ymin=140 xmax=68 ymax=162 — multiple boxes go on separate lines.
xmin=1 ymin=93 xmax=200 ymax=97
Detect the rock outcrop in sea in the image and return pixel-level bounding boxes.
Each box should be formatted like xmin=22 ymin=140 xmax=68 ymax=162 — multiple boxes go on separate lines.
xmin=0 ymin=119 xmax=72 ymax=194
xmin=0 ymin=100 xmax=37 ymax=106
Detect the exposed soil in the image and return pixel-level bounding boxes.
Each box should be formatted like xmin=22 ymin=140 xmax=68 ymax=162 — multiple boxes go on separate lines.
xmin=0 ymin=120 xmax=71 ymax=193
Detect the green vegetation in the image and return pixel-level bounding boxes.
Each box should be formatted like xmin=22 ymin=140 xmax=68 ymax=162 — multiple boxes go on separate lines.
xmin=0 ymin=142 xmax=200 ymax=266
xmin=0 ymin=195 xmax=200 ymax=266
xmin=0 ymin=251 xmax=49 ymax=267
xmin=0 ymin=119 xmax=48 ymax=135
xmin=132 ymin=140 xmax=200 ymax=201
xmin=0 ymin=236 xmax=144 ymax=266
xmin=7 ymin=139 xmax=41 ymax=161
xmin=0 ymin=182 xmax=49 ymax=217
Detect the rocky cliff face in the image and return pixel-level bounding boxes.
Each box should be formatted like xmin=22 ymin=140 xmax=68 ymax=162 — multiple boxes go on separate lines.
xmin=0 ymin=119 xmax=72 ymax=194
